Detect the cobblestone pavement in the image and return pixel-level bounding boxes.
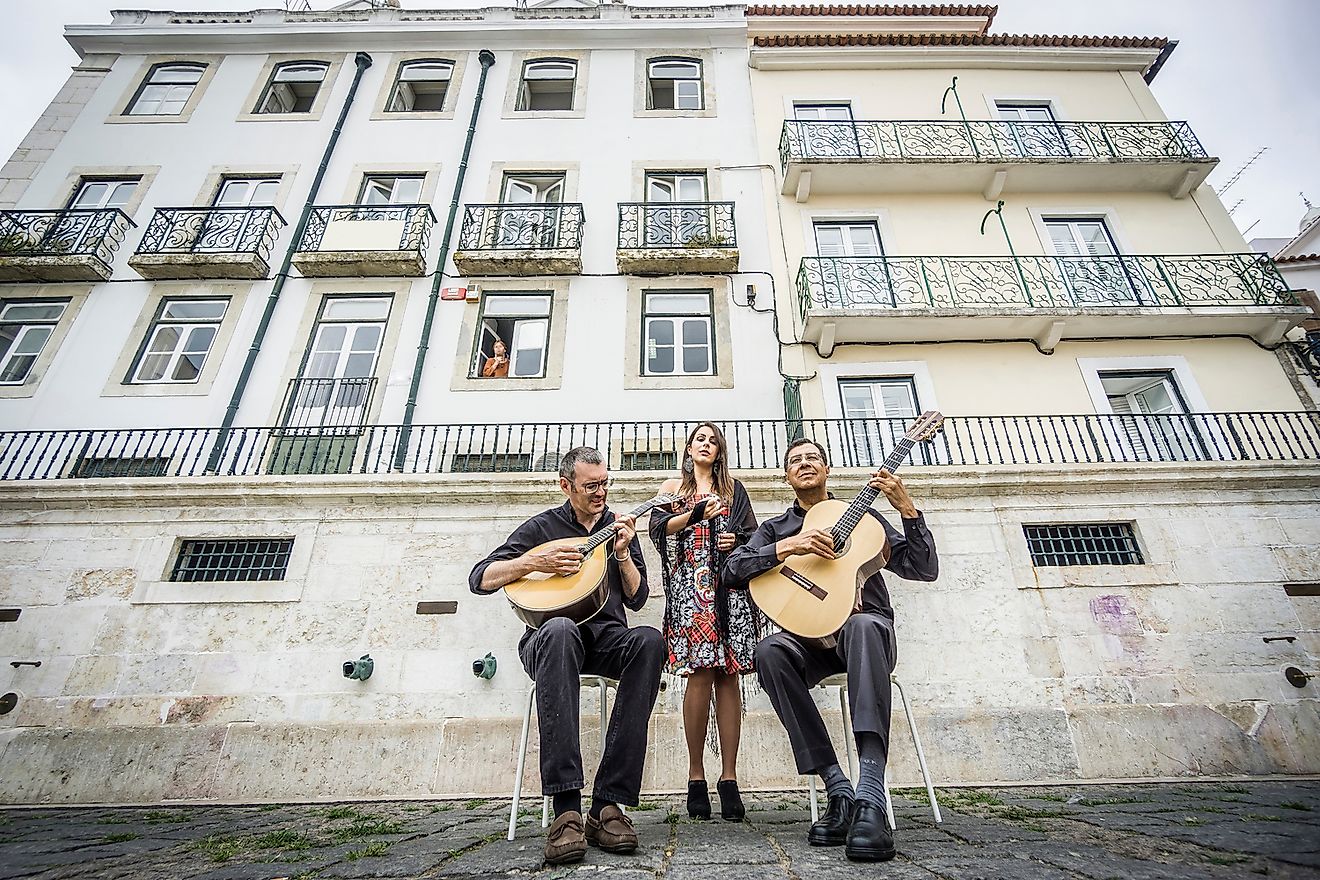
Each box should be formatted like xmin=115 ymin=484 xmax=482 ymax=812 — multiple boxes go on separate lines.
xmin=1 ymin=782 xmax=1318 ymax=880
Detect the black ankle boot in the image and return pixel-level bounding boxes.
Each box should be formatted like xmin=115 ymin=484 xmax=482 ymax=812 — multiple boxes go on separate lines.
xmin=717 ymin=779 xmax=745 ymax=822
xmin=687 ymin=780 xmax=711 ymax=819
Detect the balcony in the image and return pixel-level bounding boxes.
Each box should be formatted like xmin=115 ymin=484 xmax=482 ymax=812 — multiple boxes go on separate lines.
xmin=268 ymin=376 xmax=378 ymax=475
xmin=616 ymin=202 xmax=738 ymax=275
xmin=779 ymin=119 xmax=1217 ymax=199
xmin=291 ymin=204 xmax=434 ymax=277
xmin=0 ymin=209 xmax=135 ymax=282
xmin=452 ymin=203 xmax=584 ymax=276
xmin=3 ymin=414 xmax=1316 ymax=480
xmin=796 ymin=253 xmax=1307 ymax=351
xmin=129 ymin=206 xmax=285 ymax=280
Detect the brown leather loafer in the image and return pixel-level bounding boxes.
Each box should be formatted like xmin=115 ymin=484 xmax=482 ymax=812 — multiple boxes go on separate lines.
xmin=585 ymin=804 xmax=638 ymax=853
xmin=544 ymin=810 xmax=587 ymax=864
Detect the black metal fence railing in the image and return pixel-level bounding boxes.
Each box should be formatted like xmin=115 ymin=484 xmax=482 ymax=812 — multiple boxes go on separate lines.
xmin=297 ymin=204 xmax=435 ymax=253
xmin=779 ymin=119 xmax=1211 ymax=168
xmin=1284 ymin=338 xmax=1320 ymax=385
xmin=278 ymin=376 xmax=377 ymax=432
xmin=797 ymin=253 xmax=1296 ymax=317
xmin=617 ymin=202 xmax=736 ymax=249
xmin=457 ymin=203 xmax=584 ymax=251
xmin=2 ymin=413 xmax=1317 ymax=481
xmin=134 ymin=206 xmax=285 ymax=258
xmin=0 ymin=208 xmax=135 ymax=270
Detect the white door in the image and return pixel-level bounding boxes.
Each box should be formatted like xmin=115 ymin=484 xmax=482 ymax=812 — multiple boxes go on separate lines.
xmin=996 ymin=102 xmax=1067 ymax=157
xmin=499 ymin=176 xmax=563 ymax=247
xmin=291 ymin=298 xmax=389 ymax=428
xmin=1044 ymin=217 xmax=1137 ymax=305
xmin=840 ymin=379 xmax=918 ymax=467
xmin=645 ymin=174 xmax=707 ymax=246
xmin=1101 ymin=372 xmax=1203 ymax=462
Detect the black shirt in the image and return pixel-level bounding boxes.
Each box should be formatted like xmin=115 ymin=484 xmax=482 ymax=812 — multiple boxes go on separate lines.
xmin=722 ymin=499 xmax=938 ymax=620
xmin=469 ymin=500 xmax=650 ymax=635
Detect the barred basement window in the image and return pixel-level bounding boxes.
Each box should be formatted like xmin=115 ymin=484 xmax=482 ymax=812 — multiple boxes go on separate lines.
xmin=1023 ymin=523 xmax=1143 ymax=567
xmin=71 ymin=456 xmax=170 ymax=478
xmin=171 ymin=538 xmax=294 ymax=582
xmin=450 ymin=452 xmax=533 ymax=473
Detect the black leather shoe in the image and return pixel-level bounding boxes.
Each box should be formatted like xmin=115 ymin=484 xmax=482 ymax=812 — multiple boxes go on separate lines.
xmin=717 ymin=779 xmax=745 ymax=822
xmin=687 ymin=780 xmax=711 ymax=819
xmin=807 ymin=794 xmax=854 ymax=846
xmin=845 ymin=800 xmax=896 ymax=862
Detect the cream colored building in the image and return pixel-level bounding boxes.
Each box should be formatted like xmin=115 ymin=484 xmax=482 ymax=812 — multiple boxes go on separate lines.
xmin=0 ymin=3 xmax=1317 ymax=806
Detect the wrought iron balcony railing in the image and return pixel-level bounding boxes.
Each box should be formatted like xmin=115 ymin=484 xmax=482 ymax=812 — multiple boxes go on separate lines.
xmin=1284 ymin=337 xmax=1320 ymax=385
xmin=617 ymin=202 xmax=736 ymax=249
xmin=297 ymin=204 xmax=435 ymax=252
xmin=797 ymin=253 xmax=1295 ymax=317
xmin=2 ymin=413 xmax=1316 ymax=480
xmin=779 ymin=119 xmax=1210 ymax=168
xmin=134 ymin=206 xmax=285 ymax=258
xmin=278 ymin=376 xmax=377 ymax=433
xmin=458 ymin=203 xmax=584 ymax=251
xmin=0 ymin=208 xmax=135 ymax=269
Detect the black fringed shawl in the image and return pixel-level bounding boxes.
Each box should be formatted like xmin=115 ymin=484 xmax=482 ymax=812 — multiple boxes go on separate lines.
xmin=649 ymin=480 xmax=758 ymax=639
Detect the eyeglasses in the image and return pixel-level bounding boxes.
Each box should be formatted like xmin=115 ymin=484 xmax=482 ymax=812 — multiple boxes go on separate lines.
xmin=576 ymin=477 xmax=614 ymax=493
xmin=786 ymin=452 xmax=825 ymax=468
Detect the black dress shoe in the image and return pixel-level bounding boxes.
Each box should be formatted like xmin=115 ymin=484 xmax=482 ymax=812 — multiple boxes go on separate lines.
xmin=807 ymin=794 xmax=854 ymax=846
xmin=717 ymin=779 xmax=745 ymax=822
xmin=687 ymin=780 xmax=711 ymax=819
xmin=845 ymin=799 xmax=896 ymax=862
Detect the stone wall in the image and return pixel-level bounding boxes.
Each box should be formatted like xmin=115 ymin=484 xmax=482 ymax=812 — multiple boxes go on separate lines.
xmin=1 ymin=463 xmax=1317 ymax=804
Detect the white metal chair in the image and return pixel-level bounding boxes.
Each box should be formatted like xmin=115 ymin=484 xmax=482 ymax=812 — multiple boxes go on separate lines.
xmin=806 ymin=672 xmax=942 ymax=829
xmin=508 ymin=675 xmax=619 ymax=841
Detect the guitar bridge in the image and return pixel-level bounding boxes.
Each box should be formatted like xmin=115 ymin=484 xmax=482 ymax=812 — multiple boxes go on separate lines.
xmin=780 ymin=566 xmax=827 ymax=601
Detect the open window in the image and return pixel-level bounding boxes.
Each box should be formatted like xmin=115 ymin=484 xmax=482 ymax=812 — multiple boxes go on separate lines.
xmin=255 ymin=62 xmax=329 ymax=114
xmin=388 ymin=60 xmax=453 ymax=112
xmin=517 ymin=60 xmax=576 ymax=111
xmin=647 ymin=58 xmax=702 ymax=110
xmin=472 ymin=293 xmax=551 ymax=379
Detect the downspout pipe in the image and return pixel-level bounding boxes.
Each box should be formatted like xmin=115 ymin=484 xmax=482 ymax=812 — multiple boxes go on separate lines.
xmin=206 ymin=51 xmax=373 ymax=474
xmin=393 ymin=48 xmax=496 ymax=471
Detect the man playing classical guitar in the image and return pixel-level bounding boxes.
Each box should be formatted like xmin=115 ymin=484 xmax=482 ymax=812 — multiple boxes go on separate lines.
xmin=470 ymin=447 xmax=663 ymax=865
xmin=723 ymin=437 xmax=938 ymax=862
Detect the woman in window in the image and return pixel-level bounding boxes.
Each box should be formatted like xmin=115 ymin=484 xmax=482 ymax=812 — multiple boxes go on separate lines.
xmin=480 ymin=338 xmax=510 ymax=378
xmin=648 ymin=422 xmax=760 ymax=821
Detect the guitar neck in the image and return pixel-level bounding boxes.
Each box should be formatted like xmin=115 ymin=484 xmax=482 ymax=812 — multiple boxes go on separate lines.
xmin=831 ymin=436 xmax=916 ymax=543
xmin=579 ymin=498 xmax=663 ymax=554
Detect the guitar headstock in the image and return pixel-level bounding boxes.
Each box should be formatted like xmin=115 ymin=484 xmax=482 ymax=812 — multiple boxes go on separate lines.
xmin=904 ymin=411 xmax=944 ymax=442
xmin=651 ymin=492 xmax=682 ymax=508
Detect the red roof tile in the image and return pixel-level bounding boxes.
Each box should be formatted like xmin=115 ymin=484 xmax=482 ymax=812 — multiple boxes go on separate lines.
xmin=1277 ymin=253 xmax=1320 ymax=264
xmin=752 ymin=32 xmax=1168 ymax=49
xmin=746 ymin=4 xmax=997 ymax=17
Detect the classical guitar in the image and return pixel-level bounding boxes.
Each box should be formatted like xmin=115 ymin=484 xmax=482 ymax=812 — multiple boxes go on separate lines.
xmin=749 ymin=412 xmax=944 ymax=643
xmin=505 ymin=494 xmax=679 ymax=628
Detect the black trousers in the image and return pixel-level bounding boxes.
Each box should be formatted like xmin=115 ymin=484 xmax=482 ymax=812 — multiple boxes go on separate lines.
xmin=518 ymin=616 xmax=663 ymax=805
xmin=754 ymin=612 xmax=897 ymax=775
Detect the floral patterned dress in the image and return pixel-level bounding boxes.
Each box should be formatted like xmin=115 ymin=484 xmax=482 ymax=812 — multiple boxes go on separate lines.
xmin=656 ymin=491 xmax=763 ymax=676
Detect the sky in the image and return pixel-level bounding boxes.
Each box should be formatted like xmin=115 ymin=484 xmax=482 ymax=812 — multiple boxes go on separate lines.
xmin=2 ymin=0 xmax=1318 ymax=241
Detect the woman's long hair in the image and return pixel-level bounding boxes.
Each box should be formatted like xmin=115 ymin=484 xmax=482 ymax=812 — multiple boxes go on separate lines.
xmin=678 ymin=422 xmax=735 ymax=502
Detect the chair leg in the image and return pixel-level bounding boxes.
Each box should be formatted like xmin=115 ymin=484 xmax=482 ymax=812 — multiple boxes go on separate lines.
xmin=542 ymin=796 xmax=549 ymax=829
xmin=839 ymin=683 xmax=858 ymax=783
xmin=882 ymin=764 xmax=896 ymax=831
xmin=808 ymin=774 xmax=819 ymax=823
xmin=597 ymin=678 xmax=608 ymax=762
xmin=509 ymin=683 xmax=537 ymax=841
xmin=893 ymin=675 xmax=941 ymax=825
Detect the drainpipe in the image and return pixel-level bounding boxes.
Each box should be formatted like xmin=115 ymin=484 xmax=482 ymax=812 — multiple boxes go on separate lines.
xmin=206 ymin=51 xmax=373 ymax=474
xmin=393 ymin=49 xmax=496 ymax=471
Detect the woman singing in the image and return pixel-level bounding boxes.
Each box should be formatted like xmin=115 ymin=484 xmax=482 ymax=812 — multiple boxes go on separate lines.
xmin=649 ymin=422 xmax=760 ymax=821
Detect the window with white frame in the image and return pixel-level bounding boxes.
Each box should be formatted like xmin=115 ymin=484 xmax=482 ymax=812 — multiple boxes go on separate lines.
xmin=517 ymin=60 xmax=576 ymax=111
xmin=647 ymin=58 xmax=702 ymax=110
xmin=130 ymin=299 xmax=228 ymax=384
xmin=255 ymin=62 xmax=329 ymax=114
xmin=357 ymin=175 xmax=424 ymax=206
xmin=814 ymin=221 xmax=883 ymax=257
xmin=1043 ymin=216 xmax=1137 ymax=305
xmin=213 ymin=177 xmax=279 ymax=207
xmin=643 ymin=291 xmax=713 ymax=376
xmin=0 ymin=301 xmax=67 ymax=384
xmin=288 ymin=297 xmax=390 ymax=426
xmin=644 ymin=172 xmax=708 ymax=247
xmin=995 ymin=102 xmax=1057 ymax=122
xmin=839 ymin=377 xmax=918 ymax=466
xmin=472 ymin=293 xmax=551 ymax=379
xmin=794 ymin=103 xmax=853 ymax=121
xmin=387 ymin=60 xmax=453 ymax=112
xmin=69 ymin=178 xmax=139 ymax=210
xmin=499 ymin=173 xmax=566 ymax=248
xmin=126 ymin=63 xmax=206 ymax=116
xmin=1098 ymin=370 xmax=1205 ymax=462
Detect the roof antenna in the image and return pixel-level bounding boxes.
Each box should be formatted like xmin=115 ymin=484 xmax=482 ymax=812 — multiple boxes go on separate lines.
xmin=284 ymin=0 xmax=311 ymax=9
xmin=1215 ymin=146 xmax=1268 ymax=197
